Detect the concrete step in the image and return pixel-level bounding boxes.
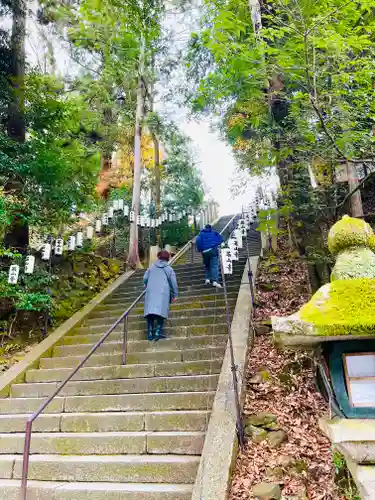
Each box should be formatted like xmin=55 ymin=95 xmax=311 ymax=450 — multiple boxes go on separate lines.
xmin=66 ymin=323 xmax=228 ymax=342
xmin=3 ymin=454 xmax=201 ymax=483
xmin=11 ymin=374 xmax=220 ymax=398
xmin=0 ymin=480 xmax=194 ymax=500
xmin=0 ymin=391 xmax=215 ymax=415
xmin=0 ymin=410 xmax=210 ymax=433
xmin=52 ymin=335 xmax=227 ymax=358
xmin=40 ymin=346 xmax=226 ymax=369
xmin=26 ymin=359 xmax=223 ymax=383
xmin=0 ymin=431 xmax=205 ymax=455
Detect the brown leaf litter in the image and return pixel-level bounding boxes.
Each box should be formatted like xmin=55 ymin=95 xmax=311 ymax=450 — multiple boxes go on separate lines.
xmin=229 ymin=247 xmax=340 ymax=499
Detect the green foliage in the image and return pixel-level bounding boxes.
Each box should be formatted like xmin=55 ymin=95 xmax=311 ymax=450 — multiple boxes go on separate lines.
xmin=161 ymin=219 xmax=192 ymax=247
xmin=187 ymin=0 xmax=375 ymax=255
xmin=333 ymin=452 xmax=361 ymax=500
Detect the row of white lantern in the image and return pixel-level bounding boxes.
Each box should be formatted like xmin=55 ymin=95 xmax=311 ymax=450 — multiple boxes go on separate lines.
xmin=94 ymin=209 xmax=187 ymax=233
xmin=221 ymin=211 xmax=256 ymax=275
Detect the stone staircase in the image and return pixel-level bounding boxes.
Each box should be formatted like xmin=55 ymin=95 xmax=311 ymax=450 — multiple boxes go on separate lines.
xmin=0 ymin=215 xmax=260 ymax=499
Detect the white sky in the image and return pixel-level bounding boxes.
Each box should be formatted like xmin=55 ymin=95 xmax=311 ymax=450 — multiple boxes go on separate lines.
xmin=181 ymin=119 xmax=253 ymax=215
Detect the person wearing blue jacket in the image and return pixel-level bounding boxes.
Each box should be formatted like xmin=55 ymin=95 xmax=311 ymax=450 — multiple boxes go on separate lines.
xmin=195 ymin=224 xmax=224 ymax=288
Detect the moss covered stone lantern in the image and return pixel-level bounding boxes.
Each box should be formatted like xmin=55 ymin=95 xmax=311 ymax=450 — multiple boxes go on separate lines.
xmin=272 ymin=215 xmax=375 ymax=499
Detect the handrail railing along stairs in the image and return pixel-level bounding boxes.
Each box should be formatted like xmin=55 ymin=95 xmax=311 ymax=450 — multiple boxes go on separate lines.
xmin=19 ymin=213 xmax=240 ymax=499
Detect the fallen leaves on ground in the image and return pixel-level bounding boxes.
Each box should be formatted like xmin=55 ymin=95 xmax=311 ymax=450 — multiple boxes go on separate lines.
xmin=230 ymin=244 xmax=340 ymax=499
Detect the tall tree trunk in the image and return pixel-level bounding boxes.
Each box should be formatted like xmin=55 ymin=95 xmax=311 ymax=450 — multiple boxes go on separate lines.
xmin=127 ymin=39 xmax=145 ymax=268
xmin=346 ymin=161 xmax=363 ymax=217
xmin=7 ymin=0 xmax=26 ymax=142
xmin=152 ymin=131 xmax=161 ymax=245
xmin=4 ymin=0 xmax=28 ymax=251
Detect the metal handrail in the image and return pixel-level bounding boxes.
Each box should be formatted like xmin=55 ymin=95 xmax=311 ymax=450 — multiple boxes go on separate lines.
xmin=19 ymin=213 xmax=239 ymax=499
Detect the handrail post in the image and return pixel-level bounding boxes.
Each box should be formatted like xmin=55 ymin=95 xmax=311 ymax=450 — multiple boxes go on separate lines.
xmin=219 ymin=249 xmax=245 ymax=448
xmin=20 ymin=420 xmax=32 ymax=500
xmin=122 ymin=315 xmax=128 ymax=365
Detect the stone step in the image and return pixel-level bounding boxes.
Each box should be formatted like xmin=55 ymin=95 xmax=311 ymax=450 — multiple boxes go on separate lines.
xmin=110 ymin=282 xmax=243 ymax=300
xmin=0 ymin=392 xmax=215 ymax=415
xmin=94 ymin=299 xmax=237 ymax=317
xmin=3 ymin=454 xmax=201 ymax=483
xmin=0 ymin=480 xmax=194 ymax=500
xmin=26 ymin=359 xmax=223 ymax=383
xmin=114 ymin=270 xmax=246 ymax=291
xmin=66 ymin=323 xmax=228 ymax=342
xmin=83 ymin=308 xmax=228 ymax=326
xmin=52 ymin=335 xmax=227 ymax=358
xmin=80 ymin=315 xmax=230 ymax=331
xmin=103 ymin=288 xmax=239 ymax=305
xmin=100 ymin=295 xmax=237 ymax=310
xmin=0 ymin=410 xmax=210 ymax=433
xmin=11 ymin=374 xmax=220 ymax=398
xmin=63 ymin=391 xmax=215 ymax=414
xmin=40 ymin=346 xmax=226 ymax=369
xmin=0 ymin=431 xmax=205 ymax=455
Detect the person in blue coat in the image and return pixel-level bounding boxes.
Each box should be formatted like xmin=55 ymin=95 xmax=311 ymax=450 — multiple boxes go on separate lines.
xmin=195 ymin=224 xmax=224 ymax=288
xmin=144 ymin=250 xmax=178 ymax=341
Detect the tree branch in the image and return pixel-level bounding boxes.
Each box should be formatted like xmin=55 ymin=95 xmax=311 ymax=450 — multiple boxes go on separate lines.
xmin=305 ymin=0 xmax=356 ymax=35
xmin=309 ymin=96 xmax=349 ymax=160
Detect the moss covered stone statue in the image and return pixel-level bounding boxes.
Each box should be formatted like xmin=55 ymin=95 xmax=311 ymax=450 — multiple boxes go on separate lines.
xmin=272 ymin=215 xmax=375 ymax=346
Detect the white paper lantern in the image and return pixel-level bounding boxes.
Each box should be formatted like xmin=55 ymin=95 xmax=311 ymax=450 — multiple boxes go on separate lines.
xmin=158 ymin=217 xmax=162 ymax=226
xmin=124 ymin=205 xmax=129 ymax=217
xmin=68 ymin=236 xmax=76 ymax=251
xmin=55 ymin=238 xmax=64 ymax=256
xmin=41 ymin=243 xmax=52 ymax=261
xmin=8 ymin=265 xmax=19 ymax=284
xmin=76 ymin=232 xmax=84 ymax=247
xmin=137 ymin=215 xmax=141 ymax=225
xmin=25 ymin=256 xmax=35 ymax=275
xmin=118 ymin=199 xmax=124 ymax=211
xmin=140 ymin=216 xmax=146 ymax=227
xmin=102 ymin=213 xmax=109 ymax=226
xmin=86 ymin=226 xmax=94 ymax=240
xmin=108 ymin=207 xmax=114 ymax=218
xmin=112 ymin=200 xmax=119 ymax=211
xmin=146 ymin=218 xmax=151 ymax=228
xmin=235 ymin=229 xmax=243 ymax=249
xmin=221 ymin=249 xmax=233 ymax=274
xmin=168 ymin=213 xmax=173 ymax=222
xmin=228 ymin=238 xmax=239 ymax=261
xmin=95 ymin=219 xmax=102 ymax=233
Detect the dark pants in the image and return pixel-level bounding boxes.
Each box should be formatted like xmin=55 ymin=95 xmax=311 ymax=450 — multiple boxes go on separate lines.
xmin=146 ymin=314 xmax=164 ymax=332
xmin=202 ymin=250 xmax=219 ymax=282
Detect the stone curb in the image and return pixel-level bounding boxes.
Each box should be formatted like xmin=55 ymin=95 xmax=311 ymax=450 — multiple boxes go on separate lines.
xmin=191 ymin=256 xmax=258 ymax=500
xmin=0 ymin=270 xmax=135 ymax=397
